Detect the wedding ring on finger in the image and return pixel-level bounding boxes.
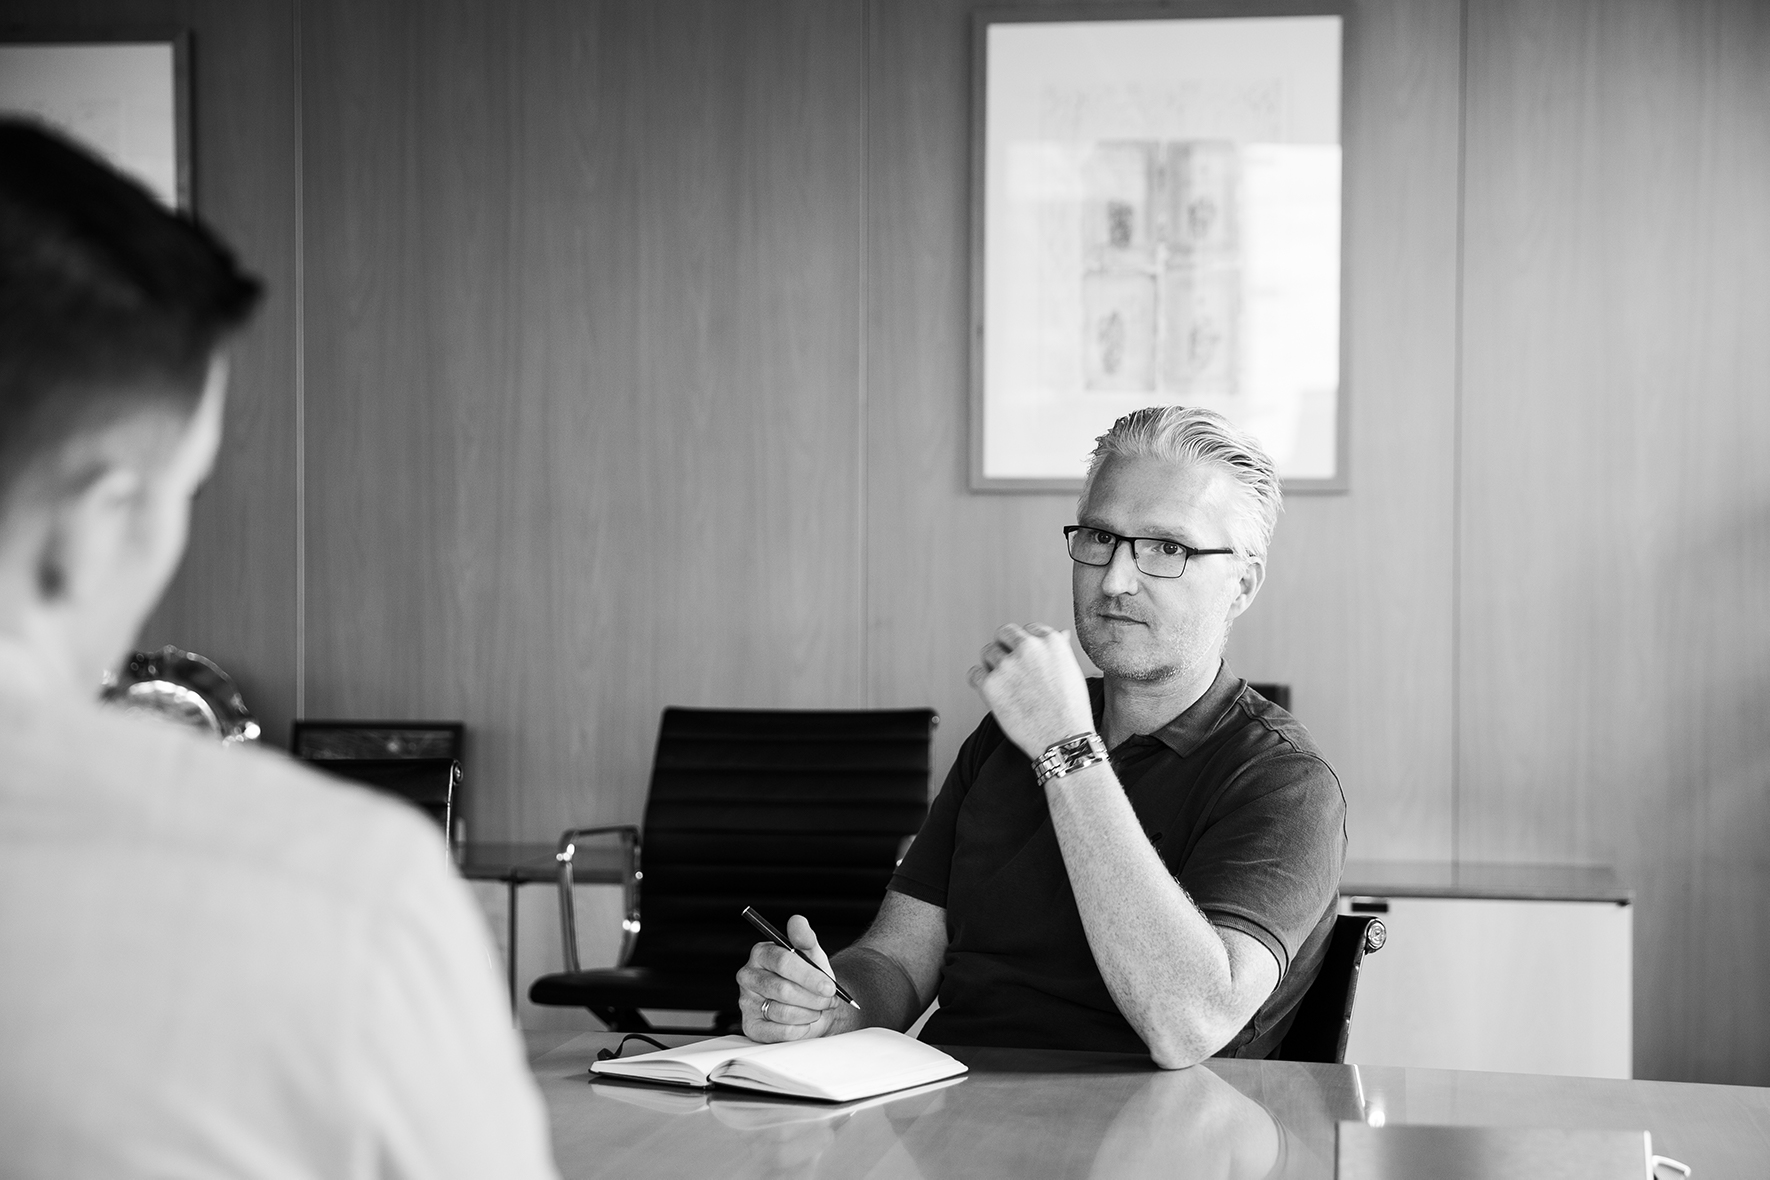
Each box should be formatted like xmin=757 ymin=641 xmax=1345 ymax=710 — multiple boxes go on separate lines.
xmin=761 ymin=999 xmax=772 ymax=1022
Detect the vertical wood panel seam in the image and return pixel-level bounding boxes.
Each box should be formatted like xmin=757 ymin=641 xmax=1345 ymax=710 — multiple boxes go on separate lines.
xmin=1451 ymin=0 xmax=1470 ymax=865
xmin=859 ymin=0 xmax=871 ymax=708
xmin=292 ymin=0 xmax=307 ymax=720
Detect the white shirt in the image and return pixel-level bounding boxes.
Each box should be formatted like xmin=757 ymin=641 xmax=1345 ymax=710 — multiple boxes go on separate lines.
xmin=0 ymin=641 xmax=560 ymax=1179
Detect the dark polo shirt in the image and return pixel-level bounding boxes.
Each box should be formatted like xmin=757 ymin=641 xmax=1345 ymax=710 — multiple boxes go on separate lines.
xmin=889 ymin=663 xmax=1346 ymax=1058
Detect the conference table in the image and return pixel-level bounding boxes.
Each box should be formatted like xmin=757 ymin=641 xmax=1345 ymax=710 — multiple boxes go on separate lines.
xmin=527 ymin=1031 xmax=1770 ymax=1178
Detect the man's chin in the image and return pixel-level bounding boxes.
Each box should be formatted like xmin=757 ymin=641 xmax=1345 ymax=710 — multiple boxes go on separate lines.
xmin=1094 ymin=659 xmax=1184 ymax=685
xmin=1077 ymin=631 xmax=1177 ymax=684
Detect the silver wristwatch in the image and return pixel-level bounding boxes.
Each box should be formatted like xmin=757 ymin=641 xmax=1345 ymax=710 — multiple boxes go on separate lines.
xmin=1032 ymin=731 xmax=1110 ymax=787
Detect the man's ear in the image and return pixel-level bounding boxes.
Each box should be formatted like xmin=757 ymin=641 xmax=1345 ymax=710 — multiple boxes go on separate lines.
xmin=34 ymin=466 xmax=146 ymax=607
xmin=1227 ymin=554 xmax=1266 ymax=621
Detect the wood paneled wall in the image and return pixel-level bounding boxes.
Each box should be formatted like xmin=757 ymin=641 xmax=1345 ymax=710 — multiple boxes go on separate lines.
xmin=12 ymin=0 xmax=1768 ymax=1084
xmin=1457 ymin=0 xmax=1770 ymax=1085
xmin=298 ymin=0 xmax=866 ymax=839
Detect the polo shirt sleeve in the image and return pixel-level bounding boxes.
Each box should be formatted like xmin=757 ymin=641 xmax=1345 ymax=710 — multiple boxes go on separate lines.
xmin=888 ymin=713 xmax=1006 ymax=909
xmin=351 ymin=827 xmax=562 ymax=1180
xmin=1182 ymin=751 xmax=1346 ymax=980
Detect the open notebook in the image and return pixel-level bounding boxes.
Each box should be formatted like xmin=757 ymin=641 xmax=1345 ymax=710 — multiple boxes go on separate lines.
xmin=589 ymin=1028 xmax=967 ymax=1103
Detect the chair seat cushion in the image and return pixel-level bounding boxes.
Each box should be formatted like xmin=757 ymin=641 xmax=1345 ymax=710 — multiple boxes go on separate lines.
xmin=528 ymin=966 xmax=740 ymax=1012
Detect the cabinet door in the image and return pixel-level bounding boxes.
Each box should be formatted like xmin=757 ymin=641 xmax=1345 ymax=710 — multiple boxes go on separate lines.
xmin=1341 ymin=896 xmax=1632 ymax=1078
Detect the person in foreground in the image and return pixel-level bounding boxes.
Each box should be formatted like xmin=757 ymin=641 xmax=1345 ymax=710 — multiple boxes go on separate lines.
xmin=739 ymin=406 xmax=1346 ymax=1067
xmin=0 ymin=120 xmax=558 ymax=1178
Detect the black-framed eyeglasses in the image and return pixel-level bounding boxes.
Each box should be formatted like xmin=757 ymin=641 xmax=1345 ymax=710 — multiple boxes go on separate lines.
xmin=1063 ymin=526 xmax=1237 ymax=580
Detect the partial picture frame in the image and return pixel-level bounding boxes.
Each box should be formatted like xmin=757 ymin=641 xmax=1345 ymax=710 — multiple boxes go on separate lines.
xmin=970 ymin=5 xmax=1346 ymax=492
xmin=0 ymin=31 xmax=192 ymax=210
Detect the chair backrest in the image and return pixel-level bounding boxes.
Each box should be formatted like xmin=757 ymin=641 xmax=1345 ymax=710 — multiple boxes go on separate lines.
xmin=629 ymin=707 xmax=937 ymax=974
xmin=1247 ymin=682 xmax=1292 ymax=712
xmin=1274 ymin=913 xmax=1386 ymax=1063
xmin=290 ymin=720 xmax=464 ymax=761
xmin=304 ymin=757 xmax=460 ymax=843
xmin=292 ymin=721 xmax=466 ymax=850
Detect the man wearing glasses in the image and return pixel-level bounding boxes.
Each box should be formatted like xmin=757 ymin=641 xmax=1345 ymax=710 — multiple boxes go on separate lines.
xmin=738 ymin=406 xmax=1345 ymax=1066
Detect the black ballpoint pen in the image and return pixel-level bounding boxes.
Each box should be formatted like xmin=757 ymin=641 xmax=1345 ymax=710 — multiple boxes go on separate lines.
xmin=741 ymin=905 xmax=862 ymax=1011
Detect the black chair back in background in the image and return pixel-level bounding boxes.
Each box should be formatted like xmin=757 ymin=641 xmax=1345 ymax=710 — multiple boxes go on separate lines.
xmin=530 ymin=706 xmax=937 ymax=1033
xmin=1248 ymin=682 xmax=1292 ymax=712
xmin=306 ymin=757 xmax=460 ymax=838
xmin=292 ymin=720 xmax=466 ymax=851
xmin=1274 ymin=912 xmax=1387 ymax=1063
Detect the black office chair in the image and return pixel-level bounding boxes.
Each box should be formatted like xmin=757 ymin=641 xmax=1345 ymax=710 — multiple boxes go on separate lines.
xmin=1273 ymin=913 xmax=1387 ymax=1063
xmin=1248 ymin=682 xmax=1292 ymax=712
xmin=529 ymin=706 xmax=937 ymax=1033
xmin=307 ymin=757 xmax=456 ymax=831
xmin=292 ymin=720 xmax=467 ymax=852
xmin=303 ymin=757 xmax=461 ymax=845
xmin=291 ymin=719 xmax=464 ymax=762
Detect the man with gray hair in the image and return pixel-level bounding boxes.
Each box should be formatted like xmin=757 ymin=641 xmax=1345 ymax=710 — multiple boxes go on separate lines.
xmin=738 ymin=405 xmax=1345 ymax=1065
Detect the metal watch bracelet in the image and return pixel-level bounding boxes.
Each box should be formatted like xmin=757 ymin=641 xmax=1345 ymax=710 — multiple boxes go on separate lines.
xmin=1032 ymin=731 xmax=1110 ymax=787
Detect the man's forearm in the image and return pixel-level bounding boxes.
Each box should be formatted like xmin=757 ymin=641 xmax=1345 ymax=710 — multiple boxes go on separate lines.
xmin=1044 ymin=761 xmax=1269 ymax=1067
xmin=826 ymin=944 xmax=930 ymax=1035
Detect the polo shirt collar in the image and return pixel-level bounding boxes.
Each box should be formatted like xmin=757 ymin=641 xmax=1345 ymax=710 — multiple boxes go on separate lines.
xmin=1088 ymin=660 xmax=1244 ymax=758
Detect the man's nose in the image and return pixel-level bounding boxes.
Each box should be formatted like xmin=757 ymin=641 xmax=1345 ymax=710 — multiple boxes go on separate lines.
xmin=1101 ymin=541 xmax=1141 ymax=596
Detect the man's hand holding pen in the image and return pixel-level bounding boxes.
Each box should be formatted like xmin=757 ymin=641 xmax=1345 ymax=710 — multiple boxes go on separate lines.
xmin=737 ymin=913 xmax=855 ymax=1042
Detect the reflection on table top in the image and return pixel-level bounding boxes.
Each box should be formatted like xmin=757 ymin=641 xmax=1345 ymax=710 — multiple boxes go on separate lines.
xmin=527 ymin=1032 xmax=1770 ymax=1180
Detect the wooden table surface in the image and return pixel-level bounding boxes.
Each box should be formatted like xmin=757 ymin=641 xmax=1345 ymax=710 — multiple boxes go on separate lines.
xmin=527 ymin=1032 xmax=1770 ymax=1179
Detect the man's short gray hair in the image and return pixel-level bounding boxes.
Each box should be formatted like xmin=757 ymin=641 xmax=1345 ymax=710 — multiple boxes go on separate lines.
xmin=1079 ymin=406 xmax=1283 ymax=558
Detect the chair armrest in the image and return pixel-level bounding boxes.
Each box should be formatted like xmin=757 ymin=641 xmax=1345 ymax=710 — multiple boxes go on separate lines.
xmin=554 ymin=825 xmax=642 ymax=972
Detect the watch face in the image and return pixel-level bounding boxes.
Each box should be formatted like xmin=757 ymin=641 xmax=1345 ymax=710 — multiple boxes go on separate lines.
xmin=1035 ymin=733 xmax=1109 ymax=786
xmin=1055 ymin=734 xmax=1107 ymax=760
xmin=101 ymin=645 xmax=261 ymax=744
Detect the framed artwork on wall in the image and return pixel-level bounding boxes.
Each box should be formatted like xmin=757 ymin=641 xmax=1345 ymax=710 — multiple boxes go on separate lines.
xmin=0 ymin=32 xmax=191 ymax=210
xmin=970 ymin=6 xmax=1346 ymax=492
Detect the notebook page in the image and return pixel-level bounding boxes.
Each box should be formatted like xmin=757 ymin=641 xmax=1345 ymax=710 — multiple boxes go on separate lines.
xmin=711 ymin=1028 xmax=965 ymax=1101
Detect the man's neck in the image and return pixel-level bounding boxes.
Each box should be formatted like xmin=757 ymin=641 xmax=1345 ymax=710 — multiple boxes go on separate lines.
xmin=0 ymin=613 xmax=92 ymax=706
xmin=1099 ymin=658 xmax=1221 ymax=749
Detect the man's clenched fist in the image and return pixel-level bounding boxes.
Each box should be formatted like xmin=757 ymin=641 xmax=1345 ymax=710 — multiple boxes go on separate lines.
xmin=967 ymin=623 xmax=1095 ymax=760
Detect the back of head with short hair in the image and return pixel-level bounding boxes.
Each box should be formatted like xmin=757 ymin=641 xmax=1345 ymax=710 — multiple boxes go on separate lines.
xmin=0 ymin=118 xmax=262 ymax=509
xmin=1079 ymin=405 xmax=1284 ymax=558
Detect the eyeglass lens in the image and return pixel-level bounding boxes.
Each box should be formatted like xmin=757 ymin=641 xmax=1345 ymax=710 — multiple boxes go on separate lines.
xmin=1066 ymin=529 xmax=1193 ymax=578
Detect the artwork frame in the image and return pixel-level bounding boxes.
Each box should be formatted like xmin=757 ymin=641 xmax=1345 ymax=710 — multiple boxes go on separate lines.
xmin=0 ymin=30 xmax=193 ymax=211
xmin=970 ymin=4 xmax=1348 ymax=493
